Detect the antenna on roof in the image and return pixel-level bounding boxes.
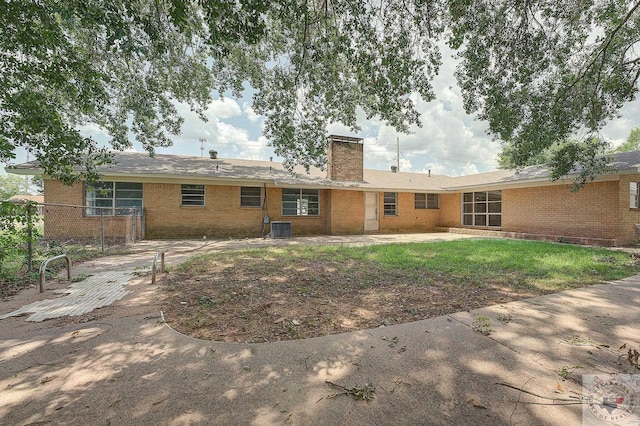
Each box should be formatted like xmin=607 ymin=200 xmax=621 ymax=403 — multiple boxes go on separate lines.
xmin=199 ymin=138 xmax=206 ymax=157
xmin=396 ymin=136 xmax=400 ymax=172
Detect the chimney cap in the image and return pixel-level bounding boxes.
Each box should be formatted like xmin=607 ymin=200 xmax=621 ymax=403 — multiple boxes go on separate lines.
xmin=328 ymin=134 xmax=363 ymax=144
xmin=390 ymin=165 xmax=398 ymax=173
xmin=209 ymin=149 xmax=218 ymax=159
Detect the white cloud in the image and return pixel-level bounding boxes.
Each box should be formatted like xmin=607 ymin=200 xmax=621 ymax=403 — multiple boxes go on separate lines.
xmin=205 ymin=99 xmax=242 ymax=120
xmin=154 ymin=99 xmax=278 ymax=161
xmin=602 ymin=101 xmax=640 ymax=147
xmin=242 ymin=103 xmax=262 ymax=123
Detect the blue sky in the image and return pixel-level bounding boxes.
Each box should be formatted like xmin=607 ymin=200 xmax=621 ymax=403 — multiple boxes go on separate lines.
xmin=9 ymin=51 xmax=640 ymax=177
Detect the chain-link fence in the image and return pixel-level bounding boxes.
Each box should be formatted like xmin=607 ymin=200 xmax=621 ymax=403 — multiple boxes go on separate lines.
xmin=40 ymin=203 xmax=144 ymax=249
xmin=0 ymin=201 xmax=145 ymax=277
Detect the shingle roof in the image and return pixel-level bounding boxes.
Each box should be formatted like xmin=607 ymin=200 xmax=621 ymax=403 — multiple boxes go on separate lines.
xmin=6 ymin=194 xmax=44 ymax=203
xmin=8 ymin=150 xmax=640 ymax=192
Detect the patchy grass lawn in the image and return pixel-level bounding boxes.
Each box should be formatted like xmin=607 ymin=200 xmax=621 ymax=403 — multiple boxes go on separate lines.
xmin=159 ymin=239 xmax=640 ymax=342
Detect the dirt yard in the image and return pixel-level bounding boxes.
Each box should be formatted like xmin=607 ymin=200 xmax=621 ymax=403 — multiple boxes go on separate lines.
xmin=159 ymin=254 xmax=544 ymax=343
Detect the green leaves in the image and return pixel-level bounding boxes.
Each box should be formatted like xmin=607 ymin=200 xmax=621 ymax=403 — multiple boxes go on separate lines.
xmin=612 ymin=126 xmax=640 ymax=153
xmin=452 ymin=0 xmax=640 ymax=183
xmin=1 ymin=0 xmax=213 ymax=182
xmin=1 ymin=0 xmax=638 ymax=184
xmin=0 ymin=201 xmax=41 ymax=274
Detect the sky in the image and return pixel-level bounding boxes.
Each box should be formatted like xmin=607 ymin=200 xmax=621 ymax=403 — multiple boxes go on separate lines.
xmin=9 ymin=49 xmax=640 ymax=178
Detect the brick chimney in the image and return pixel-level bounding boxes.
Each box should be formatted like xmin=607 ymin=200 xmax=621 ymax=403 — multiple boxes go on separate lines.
xmin=327 ymin=135 xmax=364 ymax=181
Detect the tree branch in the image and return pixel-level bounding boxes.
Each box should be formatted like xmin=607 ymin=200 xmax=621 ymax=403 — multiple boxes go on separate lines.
xmin=294 ymin=0 xmax=310 ymax=86
xmin=562 ymin=1 xmax=640 ymax=96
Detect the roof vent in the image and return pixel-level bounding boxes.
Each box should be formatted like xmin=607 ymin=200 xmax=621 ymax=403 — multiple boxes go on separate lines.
xmin=209 ymin=150 xmax=218 ymax=159
xmin=390 ymin=165 xmax=398 ymax=173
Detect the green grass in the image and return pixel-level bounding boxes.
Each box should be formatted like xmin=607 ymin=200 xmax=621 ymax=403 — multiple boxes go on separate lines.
xmin=176 ymin=239 xmax=640 ymax=292
xmin=163 ymin=239 xmax=640 ymax=342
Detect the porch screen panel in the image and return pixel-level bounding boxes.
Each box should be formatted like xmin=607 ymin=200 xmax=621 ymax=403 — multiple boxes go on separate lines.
xmin=462 ymin=191 xmax=501 ymax=227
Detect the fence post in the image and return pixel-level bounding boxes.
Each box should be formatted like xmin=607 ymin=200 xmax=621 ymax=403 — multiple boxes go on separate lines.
xmin=27 ymin=202 xmax=33 ymax=272
xmin=132 ymin=208 xmax=137 ymax=242
xmin=141 ymin=208 xmax=145 ymax=240
xmin=100 ymin=209 xmax=105 ymax=252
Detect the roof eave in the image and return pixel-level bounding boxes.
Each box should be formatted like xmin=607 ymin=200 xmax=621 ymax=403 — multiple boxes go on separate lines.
xmin=443 ymin=173 xmax=621 ymax=191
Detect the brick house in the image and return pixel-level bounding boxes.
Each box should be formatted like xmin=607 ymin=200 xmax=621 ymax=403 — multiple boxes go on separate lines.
xmin=7 ymin=135 xmax=640 ymax=246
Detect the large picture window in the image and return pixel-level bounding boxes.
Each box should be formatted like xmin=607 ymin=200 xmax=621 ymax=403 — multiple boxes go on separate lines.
xmin=384 ymin=192 xmax=397 ymax=216
xmin=462 ymin=191 xmax=501 ymax=227
xmin=181 ymin=184 xmax=205 ymax=206
xmin=282 ymin=188 xmax=319 ymax=216
xmin=241 ymin=186 xmax=262 ymax=207
xmin=415 ymin=193 xmax=439 ymax=209
xmin=85 ymin=182 xmax=143 ymax=216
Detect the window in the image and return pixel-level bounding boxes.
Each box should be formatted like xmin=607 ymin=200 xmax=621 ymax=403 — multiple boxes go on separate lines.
xmin=282 ymin=188 xmax=319 ymax=216
xmin=241 ymin=186 xmax=262 ymax=207
xmin=85 ymin=182 xmax=143 ymax=216
xmin=462 ymin=191 xmax=501 ymax=227
xmin=415 ymin=193 xmax=439 ymax=209
xmin=631 ymin=182 xmax=639 ymax=208
xmin=181 ymin=184 xmax=205 ymax=206
xmin=384 ymin=192 xmax=397 ymax=216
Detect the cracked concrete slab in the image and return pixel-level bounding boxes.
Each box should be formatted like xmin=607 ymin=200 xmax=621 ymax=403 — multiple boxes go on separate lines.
xmin=0 ymin=271 xmax=133 ymax=322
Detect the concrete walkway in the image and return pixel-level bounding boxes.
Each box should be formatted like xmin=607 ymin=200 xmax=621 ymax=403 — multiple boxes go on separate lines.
xmin=1 ymin=233 xmax=639 ymax=425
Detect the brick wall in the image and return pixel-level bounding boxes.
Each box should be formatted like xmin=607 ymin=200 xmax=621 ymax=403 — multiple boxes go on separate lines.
xmin=378 ymin=192 xmax=441 ymax=233
xmin=327 ymin=140 xmax=364 ymax=181
xmin=439 ymin=193 xmax=461 ymax=227
xmin=44 ymin=179 xmax=82 ymax=205
xmin=328 ymin=190 xmax=364 ymax=234
xmin=145 ymin=184 xmax=331 ymax=238
xmin=46 ymin=175 xmax=640 ymax=244
xmin=144 ymin=183 xmax=265 ymax=238
xmin=502 ymin=182 xmax=619 ymax=240
xmin=616 ymin=174 xmax=640 ymax=245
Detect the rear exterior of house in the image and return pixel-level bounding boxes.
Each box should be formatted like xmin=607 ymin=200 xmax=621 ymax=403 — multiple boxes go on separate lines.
xmin=9 ymin=136 xmax=640 ymax=246
xmin=39 ymin=136 xmax=445 ymax=239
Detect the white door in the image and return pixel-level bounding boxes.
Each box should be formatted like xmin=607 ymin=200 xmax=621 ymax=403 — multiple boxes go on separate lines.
xmin=364 ymin=192 xmax=379 ymax=231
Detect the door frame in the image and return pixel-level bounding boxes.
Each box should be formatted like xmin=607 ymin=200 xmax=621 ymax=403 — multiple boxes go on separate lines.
xmin=364 ymin=192 xmax=379 ymax=231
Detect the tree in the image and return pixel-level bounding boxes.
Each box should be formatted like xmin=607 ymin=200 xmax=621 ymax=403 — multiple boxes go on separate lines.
xmin=31 ymin=176 xmax=44 ymax=195
xmin=498 ymin=143 xmax=553 ymax=169
xmin=2 ymin=1 xmax=639 ymax=185
xmin=0 ymin=174 xmax=28 ymax=200
xmin=1 ymin=0 xmax=214 ymax=184
xmin=451 ymin=0 xmax=639 ymax=184
xmin=611 ymin=127 xmax=640 ymax=153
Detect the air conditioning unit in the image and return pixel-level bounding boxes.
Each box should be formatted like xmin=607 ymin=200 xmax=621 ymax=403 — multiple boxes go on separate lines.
xmin=271 ymin=221 xmax=292 ymax=239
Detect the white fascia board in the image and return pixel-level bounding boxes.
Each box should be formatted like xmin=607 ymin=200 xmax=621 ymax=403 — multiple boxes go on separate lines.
xmin=443 ymin=174 xmax=620 ymax=192
xmin=5 ymin=167 xmax=43 ymax=176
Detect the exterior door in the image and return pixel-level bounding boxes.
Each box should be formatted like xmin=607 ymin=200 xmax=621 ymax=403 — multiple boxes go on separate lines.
xmin=364 ymin=192 xmax=379 ymax=231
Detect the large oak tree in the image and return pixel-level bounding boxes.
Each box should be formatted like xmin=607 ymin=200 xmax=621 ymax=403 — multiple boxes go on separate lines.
xmin=2 ymin=0 xmax=639 ymax=184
